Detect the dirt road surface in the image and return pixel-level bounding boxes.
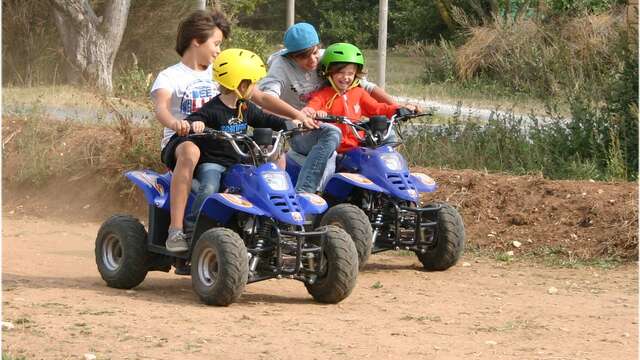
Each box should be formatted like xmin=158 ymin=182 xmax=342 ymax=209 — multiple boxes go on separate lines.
xmin=2 ymin=215 xmax=637 ymax=360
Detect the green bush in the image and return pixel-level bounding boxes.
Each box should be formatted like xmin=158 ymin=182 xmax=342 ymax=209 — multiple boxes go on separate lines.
xmin=226 ymin=27 xmax=272 ymax=61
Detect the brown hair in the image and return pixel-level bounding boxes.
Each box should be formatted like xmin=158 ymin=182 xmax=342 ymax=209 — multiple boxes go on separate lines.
xmin=175 ymin=10 xmax=231 ymax=56
xmin=287 ymin=45 xmax=320 ymax=59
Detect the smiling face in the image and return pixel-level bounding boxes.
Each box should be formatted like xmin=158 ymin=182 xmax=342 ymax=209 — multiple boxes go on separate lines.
xmin=329 ymin=63 xmax=358 ymax=92
xmin=291 ymin=46 xmax=321 ymax=72
xmin=193 ymin=27 xmax=224 ymax=69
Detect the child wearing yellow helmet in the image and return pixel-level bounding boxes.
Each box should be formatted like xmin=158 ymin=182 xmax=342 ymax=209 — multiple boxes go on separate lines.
xmin=184 ymin=49 xmax=305 ymax=227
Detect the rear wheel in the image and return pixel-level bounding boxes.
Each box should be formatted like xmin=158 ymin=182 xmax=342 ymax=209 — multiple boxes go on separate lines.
xmin=416 ymin=204 xmax=465 ymax=271
xmin=305 ymin=225 xmax=358 ymax=303
xmin=191 ymin=228 xmax=248 ymax=306
xmin=319 ymin=204 xmax=372 ymax=270
xmin=95 ymin=215 xmax=148 ymax=289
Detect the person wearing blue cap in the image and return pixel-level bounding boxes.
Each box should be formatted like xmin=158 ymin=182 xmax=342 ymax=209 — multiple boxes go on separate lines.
xmin=259 ymin=22 xmax=394 ymax=193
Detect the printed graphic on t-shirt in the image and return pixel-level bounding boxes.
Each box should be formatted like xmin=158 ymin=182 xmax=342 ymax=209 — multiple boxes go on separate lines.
xmin=221 ymin=117 xmax=247 ymax=133
xmin=180 ymin=79 xmax=216 ymax=116
xmin=290 ymin=79 xmax=322 ymax=104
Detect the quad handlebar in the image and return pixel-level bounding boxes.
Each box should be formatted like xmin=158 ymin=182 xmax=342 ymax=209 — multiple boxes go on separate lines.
xmin=314 ymin=111 xmax=432 ymax=145
xmin=188 ymin=121 xmax=304 ymax=164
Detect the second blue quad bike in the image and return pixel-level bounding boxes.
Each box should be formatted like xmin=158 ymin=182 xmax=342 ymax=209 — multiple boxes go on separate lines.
xmin=286 ymin=111 xmax=465 ymax=271
xmin=95 ymin=125 xmax=358 ymax=306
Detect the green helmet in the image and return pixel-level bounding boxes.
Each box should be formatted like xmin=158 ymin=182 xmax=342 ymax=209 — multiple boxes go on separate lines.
xmin=320 ymin=43 xmax=365 ymax=76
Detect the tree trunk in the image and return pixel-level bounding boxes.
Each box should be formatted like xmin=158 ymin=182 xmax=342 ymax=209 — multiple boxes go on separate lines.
xmin=50 ymin=0 xmax=130 ymax=93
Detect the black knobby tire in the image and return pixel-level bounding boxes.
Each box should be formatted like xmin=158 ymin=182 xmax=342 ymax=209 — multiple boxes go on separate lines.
xmin=191 ymin=228 xmax=248 ymax=306
xmin=416 ymin=203 xmax=465 ymax=271
xmin=305 ymin=225 xmax=358 ymax=303
xmin=319 ymin=204 xmax=372 ymax=270
xmin=95 ymin=215 xmax=149 ymax=289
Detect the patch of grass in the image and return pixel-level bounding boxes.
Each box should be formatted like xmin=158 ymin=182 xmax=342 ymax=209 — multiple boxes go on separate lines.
xmin=2 ymin=352 xmax=28 ymax=360
xmin=371 ymin=281 xmax=383 ymax=289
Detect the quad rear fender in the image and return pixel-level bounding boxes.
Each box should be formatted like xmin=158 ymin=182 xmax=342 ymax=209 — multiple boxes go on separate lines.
xmin=125 ymin=170 xmax=170 ymax=210
xmin=324 ymin=173 xmax=387 ymax=200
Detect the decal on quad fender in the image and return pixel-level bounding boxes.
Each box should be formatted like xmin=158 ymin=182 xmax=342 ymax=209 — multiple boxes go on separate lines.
xmin=298 ymin=193 xmax=326 ymax=206
xmin=126 ymin=170 xmax=169 ymax=209
xmin=219 ymin=193 xmax=253 ymax=208
xmin=410 ymin=172 xmax=438 ymax=193
xmin=297 ymin=192 xmax=328 ymax=214
xmin=291 ymin=212 xmax=303 ymax=221
xmin=340 ymin=173 xmax=373 ymax=185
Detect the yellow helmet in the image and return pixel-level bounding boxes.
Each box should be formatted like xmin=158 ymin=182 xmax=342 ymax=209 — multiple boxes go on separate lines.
xmin=213 ymin=48 xmax=267 ymax=97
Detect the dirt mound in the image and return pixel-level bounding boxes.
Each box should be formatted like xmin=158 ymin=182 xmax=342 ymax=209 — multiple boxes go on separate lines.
xmin=2 ymin=117 xmax=637 ymax=262
xmin=417 ymin=167 xmax=638 ymax=260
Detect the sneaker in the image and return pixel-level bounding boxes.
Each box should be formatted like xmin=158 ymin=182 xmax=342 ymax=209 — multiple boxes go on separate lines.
xmin=166 ymin=230 xmax=188 ymax=252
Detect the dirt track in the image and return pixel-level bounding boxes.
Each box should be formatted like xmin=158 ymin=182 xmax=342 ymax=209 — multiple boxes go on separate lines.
xmin=2 ymin=214 xmax=637 ymax=360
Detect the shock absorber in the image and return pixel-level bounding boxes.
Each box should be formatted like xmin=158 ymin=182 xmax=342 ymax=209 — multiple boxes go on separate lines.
xmin=250 ymin=220 xmax=272 ymax=272
xmin=250 ymin=239 xmax=264 ymax=272
xmin=371 ymin=212 xmax=384 ymax=245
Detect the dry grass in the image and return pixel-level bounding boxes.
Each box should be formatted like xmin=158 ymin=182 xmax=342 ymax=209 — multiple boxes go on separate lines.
xmin=452 ymin=10 xmax=625 ymax=97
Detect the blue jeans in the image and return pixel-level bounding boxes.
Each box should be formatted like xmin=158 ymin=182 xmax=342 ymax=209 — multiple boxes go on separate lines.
xmin=185 ymin=163 xmax=226 ymax=230
xmin=289 ymin=123 xmax=341 ymax=193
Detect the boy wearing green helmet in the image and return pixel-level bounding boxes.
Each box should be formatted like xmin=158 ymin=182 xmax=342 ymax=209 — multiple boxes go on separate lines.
xmin=305 ymin=43 xmax=417 ymax=153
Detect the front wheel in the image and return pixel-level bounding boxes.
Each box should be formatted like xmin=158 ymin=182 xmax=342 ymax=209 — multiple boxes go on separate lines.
xmin=319 ymin=204 xmax=372 ymax=270
xmin=305 ymin=225 xmax=358 ymax=303
xmin=95 ymin=215 xmax=149 ymax=289
xmin=416 ymin=204 xmax=465 ymax=271
xmin=191 ymin=228 xmax=248 ymax=306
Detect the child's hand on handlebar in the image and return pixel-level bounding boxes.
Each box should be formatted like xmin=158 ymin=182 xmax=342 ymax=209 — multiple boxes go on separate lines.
xmin=315 ymin=110 xmax=328 ymax=118
xmin=404 ymin=104 xmax=420 ymax=113
xmin=190 ymin=121 xmax=205 ymax=134
xmin=173 ymin=119 xmax=191 ymax=136
xmin=300 ymin=106 xmax=316 ymax=118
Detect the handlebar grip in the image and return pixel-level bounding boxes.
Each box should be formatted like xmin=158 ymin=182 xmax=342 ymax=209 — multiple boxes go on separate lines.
xmin=314 ymin=115 xmax=340 ymax=123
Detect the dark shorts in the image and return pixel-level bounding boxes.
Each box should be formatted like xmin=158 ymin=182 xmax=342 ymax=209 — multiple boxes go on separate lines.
xmin=160 ymin=135 xmax=194 ymax=171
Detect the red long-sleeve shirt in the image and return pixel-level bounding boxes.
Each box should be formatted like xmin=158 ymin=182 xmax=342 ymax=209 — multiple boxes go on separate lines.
xmin=307 ymin=86 xmax=399 ymax=153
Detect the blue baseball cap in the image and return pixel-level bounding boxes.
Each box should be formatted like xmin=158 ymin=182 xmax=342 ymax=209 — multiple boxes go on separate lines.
xmin=282 ymin=23 xmax=320 ymax=55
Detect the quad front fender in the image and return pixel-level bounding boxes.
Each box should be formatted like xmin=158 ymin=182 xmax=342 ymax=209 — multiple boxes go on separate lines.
xmin=199 ymin=193 xmax=267 ymax=224
xmin=324 ymin=173 xmax=386 ymax=200
xmin=125 ymin=170 xmax=170 ymax=210
xmin=410 ymin=173 xmax=438 ymax=193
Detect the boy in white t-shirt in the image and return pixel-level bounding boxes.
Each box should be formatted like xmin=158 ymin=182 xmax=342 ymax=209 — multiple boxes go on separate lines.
xmin=151 ymin=10 xmax=315 ymax=253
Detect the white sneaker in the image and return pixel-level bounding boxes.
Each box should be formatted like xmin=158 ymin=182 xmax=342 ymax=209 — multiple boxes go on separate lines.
xmin=166 ymin=230 xmax=188 ymax=252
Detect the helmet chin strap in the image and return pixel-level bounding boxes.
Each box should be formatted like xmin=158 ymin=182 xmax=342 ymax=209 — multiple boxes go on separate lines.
xmin=233 ymin=88 xmax=251 ymax=120
xmin=326 ymin=76 xmax=360 ymax=109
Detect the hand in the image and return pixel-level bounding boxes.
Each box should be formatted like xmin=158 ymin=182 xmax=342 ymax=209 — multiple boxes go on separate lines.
xmin=315 ymin=110 xmax=328 ymax=118
xmin=301 ymin=106 xmax=316 ymax=117
xmin=405 ymin=104 xmax=420 ymax=113
xmin=295 ymin=111 xmax=319 ymax=129
xmin=191 ymin=121 xmax=205 ymax=134
xmin=173 ymin=119 xmax=191 ymax=136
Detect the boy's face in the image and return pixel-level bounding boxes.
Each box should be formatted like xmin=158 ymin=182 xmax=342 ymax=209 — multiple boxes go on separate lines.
xmin=330 ymin=64 xmax=358 ymax=92
xmin=292 ymin=46 xmax=320 ymax=72
xmin=194 ymin=27 xmax=224 ymax=68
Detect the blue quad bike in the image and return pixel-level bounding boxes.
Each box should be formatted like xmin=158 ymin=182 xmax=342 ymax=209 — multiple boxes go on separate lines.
xmin=95 ymin=126 xmax=359 ymax=306
xmin=286 ymin=111 xmax=465 ymax=271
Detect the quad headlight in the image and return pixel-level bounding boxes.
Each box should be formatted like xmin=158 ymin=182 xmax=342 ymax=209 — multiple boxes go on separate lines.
xmin=379 ymin=153 xmax=404 ymax=171
xmin=261 ymin=171 xmax=289 ymax=191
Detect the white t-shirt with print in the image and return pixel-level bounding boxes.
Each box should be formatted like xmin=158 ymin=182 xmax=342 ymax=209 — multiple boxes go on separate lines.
xmin=150 ymin=62 xmax=220 ymax=148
